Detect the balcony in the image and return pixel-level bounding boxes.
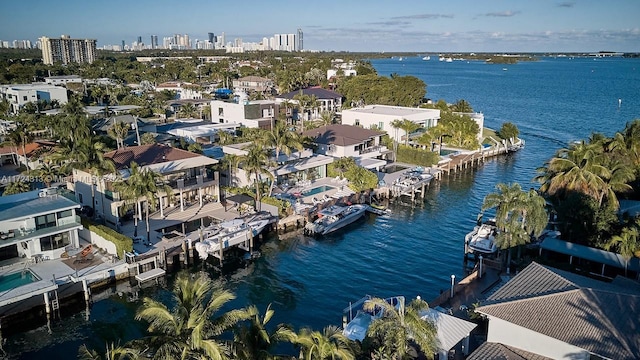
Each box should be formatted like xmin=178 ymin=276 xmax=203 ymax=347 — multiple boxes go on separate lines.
xmin=359 ymin=145 xmax=387 ymax=156
xmin=167 ymin=173 xmax=215 ymax=190
xmin=0 ymin=215 xmax=82 ymax=247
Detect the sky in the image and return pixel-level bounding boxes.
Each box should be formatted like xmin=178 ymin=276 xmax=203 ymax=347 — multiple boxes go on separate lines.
xmin=1 ymin=0 xmax=639 ymax=53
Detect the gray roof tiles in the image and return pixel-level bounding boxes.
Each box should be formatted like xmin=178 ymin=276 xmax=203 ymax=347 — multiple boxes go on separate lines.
xmin=477 ymin=262 xmax=640 ymax=360
xmin=467 ymin=342 xmax=553 ymax=360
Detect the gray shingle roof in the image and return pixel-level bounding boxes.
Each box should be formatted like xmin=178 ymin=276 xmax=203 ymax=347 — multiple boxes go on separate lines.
xmin=467 ymin=342 xmax=553 ymax=360
xmin=477 ymin=262 xmax=640 ymax=360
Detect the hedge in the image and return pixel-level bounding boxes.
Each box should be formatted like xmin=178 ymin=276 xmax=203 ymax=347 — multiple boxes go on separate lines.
xmin=81 ymin=217 xmax=133 ymax=259
xmin=395 ymin=146 xmax=440 ymax=167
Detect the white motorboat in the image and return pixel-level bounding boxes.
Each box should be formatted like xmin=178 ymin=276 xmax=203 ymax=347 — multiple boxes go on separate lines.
xmin=465 ymin=219 xmax=498 ymax=254
xmin=422 ymin=56 xmax=430 ymax=61
xmin=194 ymin=218 xmax=269 ymax=260
xmin=304 ymin=204 xmax=367 ymax=236
xmin=343 ymin=295 xmax=405 ymax=341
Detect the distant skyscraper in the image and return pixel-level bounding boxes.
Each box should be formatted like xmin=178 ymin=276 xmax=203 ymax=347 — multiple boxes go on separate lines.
xmin=297 ymin=28 xmax=303 ymax=51
xmin=121 ymin=40 xmax=125 ymax=49
xmin=40 ymin=35 xmax=97 ymax=65
xmin=137 ymin=36 xmax=142 ymax=44
xmin=208 ymin=32 xmax=214 ymax=43
xmin=151 ymin=35 xmax=158 ymax=49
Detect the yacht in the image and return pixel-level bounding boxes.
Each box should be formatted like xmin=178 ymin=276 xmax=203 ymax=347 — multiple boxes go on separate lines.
xmin=422 ymin=56 xmax=431 ymax=61
xmin=465 ymin=219 xmax=498 ymax=254
xmin=343 ymin=295 xmax=405 ymax=341
xmin=194 ymin=218 xmax=270 ymax=260
xmin=304 ymin=204 xmax=367 ymax=236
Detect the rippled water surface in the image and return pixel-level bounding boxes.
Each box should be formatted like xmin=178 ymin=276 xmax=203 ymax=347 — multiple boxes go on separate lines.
xmin=10 ymin=56 xmax=640 ymax=359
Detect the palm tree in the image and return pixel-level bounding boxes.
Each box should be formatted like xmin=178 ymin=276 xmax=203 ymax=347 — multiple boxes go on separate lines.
xmin=60 ymin=96 xmax=90 ymax=143
xmin=3 ymin=180 xmax=30 ymax=196
xmin=260 ymin=121 xmax=303 ymax=196
xmin=292 ymin=326 xmax=355 ymax=360
xmin=178 ymin=102 xmax=198 ymax=118
xmin=396 ymin=119 xmax=419 ymax=147
xmin=363 ymin=297 xmax=437 ymax=359
xmin=217 ymin=131 xmax=233 ymax=146
xmin=114 ymin=162 xmax=146 ymax=238
xmin=6 ymin=122 xmax=33 ymax=174
xmin=319 ymin=110 xmax=335 ymax=127
xmin=223 ymin=153 xmax=242 ymax=187
xmin=108 ymin=121 xmax=130 ymax=149
xmin=140 ymin=132 xmax=157 ymax=145
xmin=232 ymin=304 xmax=293 ymax=360
xmin=140 ymin=168 xmax=174 ymax=243
xmin=34 ymin=162 xmax=60 ymax=188
xmin=242 ymin=144 xmax=275 ymax=211
xmin=605 ymin=225 xmax=639 ymax=276
xmin=78 ymin=342 xmax=140 ymax=360
xmin=135 ymin=271 xmax=250 ymax=360
xmin=482 ymin=183 xmax=548 ymax=269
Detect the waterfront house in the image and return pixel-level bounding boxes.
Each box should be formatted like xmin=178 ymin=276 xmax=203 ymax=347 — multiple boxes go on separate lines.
xmin=474 ymin=262 xmax=640 ymax=360
xmin=69 ymin=144 xmax=219 ymax=226
xmin=210 ymin=97 xmax=279 ymax=129
xmin=0 ymin=189 xmax=82 ymax=263
xmin=341 ymin=105 xmax=440 ymax=143
xmin=302 ymin=124 xmax=392 ymax=170
xmin=221 ymin=143 xmax=333 ymax=188
xmin=156 ymin=119 xmax=240 ymax=145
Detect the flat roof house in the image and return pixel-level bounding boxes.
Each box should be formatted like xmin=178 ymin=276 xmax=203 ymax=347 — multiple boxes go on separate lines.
xmin=210 ymin=98 xmax=279 ymax=129
xmin=341 ymin=105 xmax=440 ymax=143
xmin=302 ymin=124 xmax=391 ymax=170
xmin=473 ymin=262 xmax=640 ymax=360
xmin=0 ymin=83 xmax=68 ymax=114
xmin=276 ymin=87 xmax=343 ymax=121
xmin=0 ymin=189 xmax=82 ymax=263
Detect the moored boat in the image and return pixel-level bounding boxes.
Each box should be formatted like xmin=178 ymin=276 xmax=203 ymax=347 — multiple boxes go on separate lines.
xmin=304 ymin=204 xmax=367 ymax=236
xmin=342 ymin=295 xmax=405 ymax=341
xmin=194 ymin=218 xmax=269 ymax=260
xmin=465 ymin=219 xmax=498 ymax=254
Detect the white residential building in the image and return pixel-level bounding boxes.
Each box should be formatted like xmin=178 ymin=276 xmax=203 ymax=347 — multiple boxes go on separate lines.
xmin=341 ymin=105 xmax=441 ymax=143
xmin=0 ymin=83 xmax=68 ymax=114
xmin=155 ymin=81 xmax=203 ymax=100
xmin=0 ymin=189 xmax=82 ymax=262
xmin=302 ymin=124 xmax=392 ymax=170
xmin=44 ymin=75 xmax=83 ymax=86
xmin=210 ymin=98 xmax=279 ymax=129
xmin=69 ymin=144 xmax=220 ymax=226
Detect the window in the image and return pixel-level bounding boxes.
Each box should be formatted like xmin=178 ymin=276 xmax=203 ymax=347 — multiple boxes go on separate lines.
xmin=40 ymin=232 xmax=70 ymax=251
xmin=57 ymin=210 xmax=73 ymax=219
xmin=35 ymin=213 xmax=57 ymax=230
xmin=355 ymin=119 xmax=360 ymax=126
xmin=23 ymin=96 xmax=27 ymax=101
xmin=379 ymin=122 xmax=384 ymax=130
xmin=218 ymin=108 xmax=224 ymax=116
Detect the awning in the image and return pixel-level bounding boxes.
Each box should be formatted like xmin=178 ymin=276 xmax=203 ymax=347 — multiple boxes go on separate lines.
xmin=541 ymin=237 xmax=640 ymax=272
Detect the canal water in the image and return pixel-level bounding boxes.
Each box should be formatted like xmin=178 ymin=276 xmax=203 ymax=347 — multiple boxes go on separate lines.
xmin=6 ymin=56 xmax=640 ymax=359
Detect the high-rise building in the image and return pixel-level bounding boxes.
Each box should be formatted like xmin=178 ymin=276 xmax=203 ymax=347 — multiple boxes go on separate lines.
xmin=208 ymin=32 xmax=214 ymax=43
xmin=151 ymin=35 xmax=158 ymax=49
xmin=273 ymin=33 xmax=298 ymax=51
xmin=40 ymin=35 xmax=97 ymax=65
xmin=137 ymin=36 xmax=142 ymax=45
xmin=297 ymin=28 xmax=303 ymax=51
xmin=121 ymin=40 xmax=125 ymax=50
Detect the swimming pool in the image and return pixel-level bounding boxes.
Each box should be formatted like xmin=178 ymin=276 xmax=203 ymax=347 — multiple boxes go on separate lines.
xmin=0 ymin=269 xmax=40 ymax=292
xmin=440 ymin=149 xmax=460 ymax=156
xmin=303 ymin=185 xmax=335 ymax=197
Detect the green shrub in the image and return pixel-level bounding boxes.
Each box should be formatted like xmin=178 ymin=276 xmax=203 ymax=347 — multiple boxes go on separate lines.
xmin=81 ymin=217 xmax=133 ymax=259
xmin=261 ymin=196 xmax=291 ymax=218
xmin=395 ymin=146 xmax=440 ymax=167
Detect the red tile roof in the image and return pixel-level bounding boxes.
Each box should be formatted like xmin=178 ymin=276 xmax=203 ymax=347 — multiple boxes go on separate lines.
xmin=104 ymin=144 xmax=199 ymax=170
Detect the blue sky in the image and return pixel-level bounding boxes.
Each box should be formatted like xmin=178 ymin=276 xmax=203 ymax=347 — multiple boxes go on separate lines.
xmin=1 ymin=0 xmax=639 ymax=52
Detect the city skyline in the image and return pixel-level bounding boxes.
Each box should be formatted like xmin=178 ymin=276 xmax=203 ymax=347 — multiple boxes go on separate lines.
xmin=1 ymin=0 xmax=639 ymax=53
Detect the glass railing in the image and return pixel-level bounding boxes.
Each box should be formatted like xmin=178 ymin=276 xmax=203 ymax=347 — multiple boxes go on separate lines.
xmin=0 ymin=216 xmax=81 ymax=244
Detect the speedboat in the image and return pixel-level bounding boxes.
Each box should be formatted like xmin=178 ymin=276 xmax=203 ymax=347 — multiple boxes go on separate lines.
xmin=465 ymin=219 xmax=498 ymax=254
xmin=366 ymin=203 xmax=389 ymax=216
xmin=304 ymin=204 xmax=367 ymax=236
xmin=343 ymin=295 xmax=405 ymax=341
xmin=194 ymin=219 xmax=269 ymax=260
xmin=422 ymin=56 xmax=430 ymax=61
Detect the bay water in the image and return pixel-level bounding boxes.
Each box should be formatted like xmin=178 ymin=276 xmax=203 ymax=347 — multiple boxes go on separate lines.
xmin=7 ymin=56 xmax=640 ymax=359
